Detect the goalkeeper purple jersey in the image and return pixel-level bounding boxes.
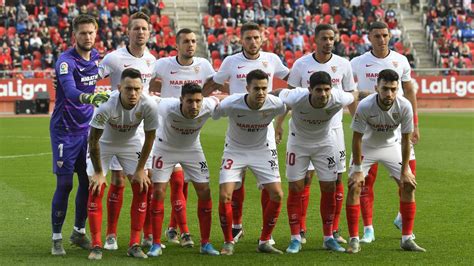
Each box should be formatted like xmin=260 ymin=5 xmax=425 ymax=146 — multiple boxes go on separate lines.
xmin=50 ymin=48 xmax=100 ymax=135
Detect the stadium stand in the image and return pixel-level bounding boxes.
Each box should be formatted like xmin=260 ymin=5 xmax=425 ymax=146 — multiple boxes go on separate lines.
xmin=202 ymin=0 xmax=415 ymax=69
xmin=0 ymin=1 xmax=172 ymax=78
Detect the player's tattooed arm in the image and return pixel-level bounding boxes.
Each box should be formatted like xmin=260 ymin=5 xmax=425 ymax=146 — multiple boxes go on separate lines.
xmin=348 ymin=131 xmax=365 ymax=189
xmin=400 ymin=132 xmax=416 ymax=191
xmin=275 ymin=108 xmax=290 ymax=145
xmin=88 ymin=127 xmax=107 ymax=195
xmin=402 ymin=80 xmax=420 ymax=144
xmin=202 ymin=78 xmax=225 ymax=96
xmin=131 ymin=129 xmax=155 ymax=193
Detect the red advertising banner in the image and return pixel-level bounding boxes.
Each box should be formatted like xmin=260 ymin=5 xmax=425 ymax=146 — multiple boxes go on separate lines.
xmin=0 ymin=78 xmax=112 ymax=102
xmin=414 ymin=75 xmax=474 ymax=99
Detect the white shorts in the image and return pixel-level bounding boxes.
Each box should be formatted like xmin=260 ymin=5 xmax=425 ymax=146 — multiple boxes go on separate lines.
xmin=87 ymin=148 xmax=141 ymax=177
xmin=348 ymin=143 xmax=412 ymax=180
xmin=151 ymin=147 xmax=210 ymax=184
xmin=219 ymin=146 xmax=281 ymax=189
xmin=306 ymin=127 xmax=346 ymax=173
xmin=109 ymin=155 xmax=152 ymax=171
xmin=286 ymin=141 xmax=338 ymax=182
xmin=267 ymin=122 xmax=277 ymax=150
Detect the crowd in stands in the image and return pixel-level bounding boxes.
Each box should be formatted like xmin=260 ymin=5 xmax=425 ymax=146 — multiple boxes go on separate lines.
xmin=425 ymin=0 xmax=474 ymax=75
xmin=0 ymin=0 xmax=173 ymax=78
xmin=204 ymin=0 xmax=415 ymax=70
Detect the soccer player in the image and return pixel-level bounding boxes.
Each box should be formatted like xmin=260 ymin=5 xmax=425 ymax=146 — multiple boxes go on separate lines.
xmin=86 ymin=68 xmax=159 ymax=260
xmin=350 ymin=21 xmax=419 ymax=243
xmin=152 ymin=28 xmax=215 ymax=246
xmin=147 ymin=83 xmax=220 ymax=257
xmin=345 ymin=69 xmax=425 ymax=253
xmin=278 ymin=24 xmax=356 ymax=244
xmin=50 ymin=14 xmax=109 ymax=256
xmin=275 ymin=71 xmax=354 ymax=253
xmin=204 ymin=22 xmax=289 ymax=243
xmin=213 ymin=69 xmax=286 ymax=255
xmin=97 ymin=11 xmax=157 ymax=250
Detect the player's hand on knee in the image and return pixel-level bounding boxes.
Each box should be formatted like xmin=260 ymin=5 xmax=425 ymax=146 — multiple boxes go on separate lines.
xmin=348 ymin=172 xmax=365 ymax=189
xmin=400 ymin=171 xmax=417 ymax=190
xmin=275 ymin=125 xmax=283 ymax=144
xmin=80 ymin=91 xmax=110 ymax=107
xmin=132 ymin=170 xmax=150 ymax=193
xmin=89 ymin=173 xmax=107 ymax=195
xmin=411 ymin=127 xmax=420 ymax=144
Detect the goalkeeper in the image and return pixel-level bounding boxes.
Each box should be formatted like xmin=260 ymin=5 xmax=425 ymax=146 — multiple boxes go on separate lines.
xmin=49 ymin=14 xmax=110 ymax=256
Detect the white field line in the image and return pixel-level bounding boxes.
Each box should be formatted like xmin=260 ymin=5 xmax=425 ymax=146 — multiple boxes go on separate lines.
xmin=0 ymin=152 xmax=52 ymax=159
xmin=0 ymin=136 xmax=50 ymax=139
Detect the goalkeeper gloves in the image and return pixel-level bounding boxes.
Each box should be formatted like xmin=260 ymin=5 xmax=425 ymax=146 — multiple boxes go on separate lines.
xmin=80 ymin=91 xmax=110 ymax=107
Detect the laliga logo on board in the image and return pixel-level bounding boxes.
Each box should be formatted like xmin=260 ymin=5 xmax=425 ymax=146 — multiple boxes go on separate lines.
xmin=0 ymin=80 xmax=47 ymax=100
xmin=419 ymin=76 xmax=474 ymax=97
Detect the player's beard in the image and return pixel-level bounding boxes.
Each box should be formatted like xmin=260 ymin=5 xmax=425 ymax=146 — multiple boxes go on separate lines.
xmin=244 ymin=46 xmax=260 ymax=57
xmin=76 ymin=42 xmax=93 ymax=52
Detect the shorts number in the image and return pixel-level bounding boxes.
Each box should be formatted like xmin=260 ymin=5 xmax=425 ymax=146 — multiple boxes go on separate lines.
xmin=286 ymin=152 xmax=295 ymax=166
xmin=58 ymin=143 xmax=63 ymax=158
xmin=153 ymin=156 xmax=163 ymax=169
xmin=221 ymin=159 xmax=234 ymax=170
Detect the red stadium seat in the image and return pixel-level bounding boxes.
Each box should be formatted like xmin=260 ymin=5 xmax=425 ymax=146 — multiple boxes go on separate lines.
xmin=267 ymin=26 xmax=275 ymax=36
xmin=33 ymin=51 xmax=42 ymax=60
xmin=211 ymin=50 xmax=220 ymax=60
xmin=169 ymin=50 xmax=178 ymax=56
xmin=334 ymin=14 xmax=342 ymax=24
xmin=277 ymin=26 xmax=285 ymax=36
xmin=340 ymin=34 xmax=350 ymax=45
xmin=284 ymin=50 xmax=294 ymax=60
xmin=163 ymin=26 xmax=172 ymax=36
xmin=394 ymin=42 xmax=405 ymax=53
xmin=213 ymin=58 xmax=222 ymax=71
xmin=207 ymin=34 xmax=217 ymax=44
xmin=322 ymin=3 xmax=330 ymax=15
xmin=22 ymin=59 xmax=32 ymax=70
xmin=0 ymin=27 xmax=5 ymax=37
xmin=226 ymin=27 xmax=234 ymax=36
xmin=161 ymin=15 xmax=170 ymax=27
xmin=235 ymin=26 xmax=241 ymax=36
xmin=33 ymin=59 xmax=42 ymax=69
xmin=150 ymin=14 xmax=158 ymax=24
xmin=286 ymin=58 xmax=294 ymax=68
xmin=107 ymin=2 xmax=115 ymax=10
xmin=7 ymin=27 xmax=16 ymax=37
xmin=202 ymin=15 xmax=210 ymax=28
xmin=121 ymin=14 xmax=129 ymax=26
xmin=294 ymin=50 xmax=303 ymax=59
xmin=323 ymin=15 xmax=331 ymax=24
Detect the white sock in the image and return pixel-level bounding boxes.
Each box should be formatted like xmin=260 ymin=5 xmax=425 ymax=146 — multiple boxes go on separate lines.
xmin=290 ymin=234 xmax=302 ymax=242
xmin=323 ymin=235 xmax=334 ymax=241
xmin=363 ymin=225 xmax=374 ymax=231
xmin=52 ymin=233 xmax=62 ymax=240
xmin=232 ymin=224 xmax=242 ymax=229
xmin=258 ymin=240 xmax=268 ymax=245
xmin=74 ymin=226 xmax=86 ymax=234
xmin=401 ymin=235 xmax=412 ymax=242
xmin=350 ymin=236 xmax=359 ymax=241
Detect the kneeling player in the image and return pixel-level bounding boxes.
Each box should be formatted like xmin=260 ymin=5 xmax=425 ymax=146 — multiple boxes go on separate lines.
xmin=276 ymin=71 xmax=354 ymax=253
xmin=148 ymin=83 xmax=220 ymax=257
xmin=213 ymin=69 xmax=286 ymax=255
xmin=345 ymin=69 xmax=425 ymax=253
xmin=87 ymin=68 xmax=159 ymax=260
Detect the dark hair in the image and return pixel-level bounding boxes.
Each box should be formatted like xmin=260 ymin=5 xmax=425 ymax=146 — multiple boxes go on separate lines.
xmin=176 ymin=28 xmax=194 ymax=43
xmin=246 ymin=69 xmax=268 ymax=84
xmin=121 ymin=68 xmax=142 ymax=81
xmin=315 ymin=24 xmax=335 ymax=36
xmin=241 ymin=22 xmax=260 ymax=36
xmin=309 ymin=71 xmax=332 ymax=88
xmin=369 ymin=21 xmax=389 ymax=32
xmin=128 ymin=11 xmax=150 ymax=29
xmin=72 ymin=14 xmax=98 ymax=31
xmin=181 ymin=83 xmax=202 ymax=97
xmin=377 ymin=69 xmax=399 ymax=84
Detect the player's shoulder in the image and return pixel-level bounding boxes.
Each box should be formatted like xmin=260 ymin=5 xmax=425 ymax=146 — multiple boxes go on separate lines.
xmin=395 ymin=94 xmax=412 ymax=108
xmin=156 ymin=56 xmax=173 ymax=65
xmin=358 ymin=93 xmax=377 ymax=109
xmin=331 ymin=53 xmax=351 ymax=65
xmin=293 ymin=53 xmax=312 ymax=66
xmin=97 ymin=90 xmax=119 ymax=111
xmin=266 ymin=93 xmax=284 ymax=105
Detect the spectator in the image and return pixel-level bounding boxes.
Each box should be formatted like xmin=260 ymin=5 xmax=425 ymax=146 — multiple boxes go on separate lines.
xmin=243 ymin=6 xmax=255 ymax=23
xmin=292 ymin=31 xmax=304 ymax=51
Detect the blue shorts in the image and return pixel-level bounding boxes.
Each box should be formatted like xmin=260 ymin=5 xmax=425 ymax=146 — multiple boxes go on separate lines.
xmin=50 ymin=132 xmax=88 ymax=175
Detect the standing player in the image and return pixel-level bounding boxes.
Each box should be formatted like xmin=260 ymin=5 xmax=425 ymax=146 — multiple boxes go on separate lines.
xmin=277 ymin=24 xmax=356 ymax=244
xmin=275 ymin=71 xmax=354 ymax=253
xmin=97 ymin=11 xmax=157 ymax=250
xmin=345 ymin=69 xmax=425 ymax=253
xmin=152 ymin=28 xmax=216 ymax=246
xmin=87 ymin=68 xmax=159 ymax=260
xmin=147 ymin=83 xmax=220 ymax=257
xmin=213 ymin=70 xmax=286 ymax=255
xmin=203 ymin=22 xmax=289 ymax=242
xmin=50 ymin=14 xmax=109 ymax=256
xmin=350 ymin=21 xmax=419 ymax=243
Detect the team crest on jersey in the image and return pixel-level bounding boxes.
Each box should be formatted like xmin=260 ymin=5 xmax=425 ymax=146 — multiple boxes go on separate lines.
xmin=146 ymin=59 xmax=152 ymax=67
xmin=331 ymin=66 xmax=337 ymax=73
xmin=194 ymin=66 xmax=200 ymax=73
xmin=262 ymin=61 xmax=268 ymax=68
xmin=392 ymin=112 xmax=400 ymax=120
xmin=93 ymin=113 xmax=106 ymax=125
xmin=59 ymin=62 xmax=68 ymax=75
xmin=135 ymin=112 xmax=142 ymax=119
xmin=57 ymin=161 xmax=63 ymax=168
xmin=392 ymin=61 xmax=399 ymax=68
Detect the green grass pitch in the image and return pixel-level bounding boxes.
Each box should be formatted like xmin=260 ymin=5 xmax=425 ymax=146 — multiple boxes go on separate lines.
xmin=0 ymin=113 xmax=473 ymax=265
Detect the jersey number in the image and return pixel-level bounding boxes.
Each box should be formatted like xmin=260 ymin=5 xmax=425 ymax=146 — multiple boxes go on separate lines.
xmin=286 ymin=152 xmax=296 ymax=166
xmin=153 ymin=156 xmax=163 ymax=169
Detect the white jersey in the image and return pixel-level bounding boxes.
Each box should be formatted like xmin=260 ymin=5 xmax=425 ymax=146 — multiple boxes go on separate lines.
xmin=351 ymin=93 xmax=413 ymax=148
xmin=287 ymin=53 xmax=356 ymax=128
xmin=98 ymin=47 xmax=156 ymax=93
xmin=212 ymin=93 xmax=286 ymax=149
xmin=154 ymin=56 xmax=215 ymax=98
xmin=155 ymin=97 xmax=219 ymax=150
xmin=90 ymin=91 xmax=159 ymax=149
xmin=350 ymin=50 xmax=411 ymax=93
xmin=213 ymin=51 xmax=289 ymax=94
xmin=280 ymin=88 xmax=354 ymax=145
